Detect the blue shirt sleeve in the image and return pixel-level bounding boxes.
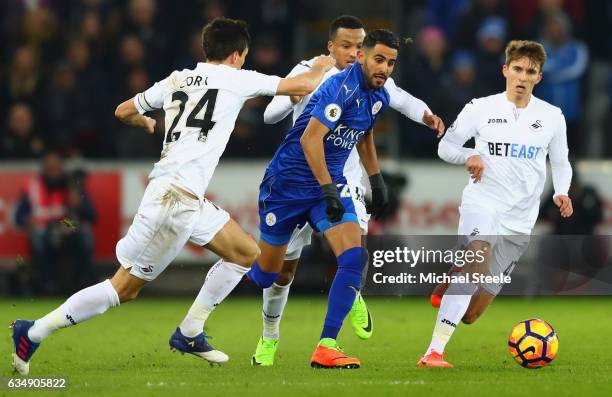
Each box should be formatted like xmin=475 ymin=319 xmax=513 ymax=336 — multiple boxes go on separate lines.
xmin=310 ymin=70 xmax=355 ymax=130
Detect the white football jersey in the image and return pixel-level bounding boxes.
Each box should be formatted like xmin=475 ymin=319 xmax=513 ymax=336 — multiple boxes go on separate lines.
xmin=438 ymin=92 xmax=572 ymax=233
xmin=264 ymin=58 xmax=430 ymax=187
xmin=134 ymin=63 xmax=281 ymax=197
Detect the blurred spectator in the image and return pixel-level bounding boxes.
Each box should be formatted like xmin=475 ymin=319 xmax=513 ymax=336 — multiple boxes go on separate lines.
xmin=40 ymin=62 xmax=102 ymax=157
xmin=433 ymin=51 xmax=489 ymax=128
xmin=174 ymin=28 xmax=207 ymax=70
xmin=0 ymin=45 xmax=44 ymax=119
xmin=120 ymin=0 xmax=167 ymax=79
xmin=249 ymin=33 xmax=286 ymax=76
xmin=424 ymin=0 xmax=471 ymax=37
xmin=114 ymin=67 xmax=163 ymax=158
xmin=401 ymin=26 xmax=449 ymax=157
xmin=1 ymin=103 xmax=45 ymax=159
xmin=509 ymin=0 xmax=583 ymax=40
xmin=405 ymin=26 xmax=449 ymax=106
xmin=536 ymin=11 xmax=588 ymax=155
xmin=14 ymin=152 xmax=97 ymax=294
xmin=540 ymin=171 xmax=603 ymax=235
xmin=115 ymin=35 xmax=148 ymax=79
xmin=454 ymin=0 xmax=506 ymax=48
xmin=475 ymin=17 xmax=506 ymax=91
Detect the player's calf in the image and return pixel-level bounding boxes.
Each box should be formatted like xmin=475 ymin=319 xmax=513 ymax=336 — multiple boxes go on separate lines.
xmin=461 ymin=287 xmax=495 ymax=324
xmin=110 ymin=267 xmax=147 ymax=303
xmin=277 ymin=259 xmax=298 ymax=286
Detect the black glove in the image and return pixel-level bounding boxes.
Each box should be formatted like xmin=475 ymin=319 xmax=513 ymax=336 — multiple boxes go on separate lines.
xmin=366 ymin=173 xmax=388 ymax=219
xmin=321 ymin=183 xmax=345 ymax=223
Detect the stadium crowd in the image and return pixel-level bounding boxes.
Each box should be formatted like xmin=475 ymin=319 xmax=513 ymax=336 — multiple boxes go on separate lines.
xmin=0 ymin=0 xmax=610 ymax=160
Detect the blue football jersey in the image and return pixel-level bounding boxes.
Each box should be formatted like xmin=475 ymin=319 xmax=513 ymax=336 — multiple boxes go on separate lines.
xmin=265 ymin=62 xmax=390 ymax=189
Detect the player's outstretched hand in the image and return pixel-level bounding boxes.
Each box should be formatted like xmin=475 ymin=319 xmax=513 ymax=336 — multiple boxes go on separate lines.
xmin=312 ymin=55 xmax=335 ymax=72
xmin=143 ymin=116 xmax=156 ymax=134
xmin=553 ymin=195 xmax=573 ymax=218
xmin=366 ymin=173 xmax=389 ymax=220
xmin=422 ymin=111 xmax=445 ymax=138
xmin=466 ymin=155 xmax=484 ymax=182
xmin=321 ymin=183 xmax=345 ymax=223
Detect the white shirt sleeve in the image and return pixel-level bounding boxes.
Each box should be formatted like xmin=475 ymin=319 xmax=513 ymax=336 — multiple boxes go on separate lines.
xmin=385 ymin=77 xmax=431 ymax=124
xmin=263 ymin=62 xmax=309 ymax=124
xmin=233 ymin=69 xmax=282 ymax=99
xmin=133 ymin=76 xmax=169 ymax=115
xmin=548 ymin=111 xmax=573 ymax=197
xmin=437 ymin=100 xmax=480 ymax=164
xmin=263 ymin=95 xmax=294 ymax=124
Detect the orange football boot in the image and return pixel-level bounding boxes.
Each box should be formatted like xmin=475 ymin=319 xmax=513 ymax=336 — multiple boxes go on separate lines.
xmin=417 ymin=350 xmax=454 ymax=368
xmin=310 ymin=339 xmax=360 ymax=369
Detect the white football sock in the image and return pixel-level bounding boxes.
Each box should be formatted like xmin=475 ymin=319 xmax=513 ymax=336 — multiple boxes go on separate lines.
xmin=28 ymin=279 xmax=120 ymax=343
xmin=426 ymin=282 xmax=475 ymax=355
xmin=180 ymin=260 xmax=248 ymax=337
xmin=262 ymin=280 xmax=292 ymax=340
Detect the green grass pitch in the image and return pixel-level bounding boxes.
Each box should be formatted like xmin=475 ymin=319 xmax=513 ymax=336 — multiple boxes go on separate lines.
xmin=2 ymin=296 xmax=611 ymax=396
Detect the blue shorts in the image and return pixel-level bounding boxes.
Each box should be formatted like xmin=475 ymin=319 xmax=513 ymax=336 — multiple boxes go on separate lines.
xmin=258 ymin=174 xmax=358 ymax=246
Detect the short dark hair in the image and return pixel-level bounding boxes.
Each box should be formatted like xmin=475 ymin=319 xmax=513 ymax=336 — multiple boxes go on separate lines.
xmin=202 ymin=17 xmax=250 ymax=61
xmin=329 ymin=15 xmax=365 ymax=39
xmin=363 ymin=29 xmax=400 ymax=50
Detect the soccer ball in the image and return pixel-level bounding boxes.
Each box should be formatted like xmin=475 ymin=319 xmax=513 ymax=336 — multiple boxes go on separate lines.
xmin=508 ymin=318 xmax=559 ymax=368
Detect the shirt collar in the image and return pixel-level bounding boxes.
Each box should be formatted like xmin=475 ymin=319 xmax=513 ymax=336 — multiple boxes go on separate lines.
xmin=502 ymin=91 xmax=534 ymax=111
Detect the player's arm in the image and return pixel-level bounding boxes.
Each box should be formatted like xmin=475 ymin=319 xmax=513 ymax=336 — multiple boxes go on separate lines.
xmin=263 ymin=95 xmax=294 ymax=124
xmin=548 ymin=113 xmax=573 ymax=218
xmin=386 ymin=78 xmax=445 ymax=137
xmin=357 ymin=130 xmax=388 ymax=219
xmin=300 ymin=117 xmax=345 ymax=222
xmin=357 ymin=129 xmax=380 ymax=176
xmin=438 ymin=100 xmax=483 ymax=182
xmin=300 ymin=117 xmax=333 ymax=185
xmin=276 ymin=55 xmax=334 ymax=96
xmin=115 ymin=76 xmax=168 ymax=133
xmin=264 ymin=62 xmax=312 ymax=124
xmin=114 ymin=99 xmax=156 ymax=133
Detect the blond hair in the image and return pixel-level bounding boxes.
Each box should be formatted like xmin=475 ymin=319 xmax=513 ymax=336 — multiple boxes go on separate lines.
xmin=504 ymin=40 xmax=547 ymax=71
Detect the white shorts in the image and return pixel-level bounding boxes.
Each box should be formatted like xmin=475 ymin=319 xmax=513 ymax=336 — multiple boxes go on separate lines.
xmin=116 ymin=178 xmax=230 ymax=281
xmin=457 ymin=204 xmax=530 ymax=295
xmin=284 ymin=182 xmax=370 ymax=261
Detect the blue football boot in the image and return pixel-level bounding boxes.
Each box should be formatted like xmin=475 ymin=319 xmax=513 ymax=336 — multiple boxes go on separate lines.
xmin=169 ymin=327 xmax=228 ymax=363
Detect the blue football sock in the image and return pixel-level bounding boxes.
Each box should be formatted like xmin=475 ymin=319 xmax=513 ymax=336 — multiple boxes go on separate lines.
xmin=320 ymin=247 xmax=368 ymax=340
xmin=246 ymin=262 xmax=279 ymax=289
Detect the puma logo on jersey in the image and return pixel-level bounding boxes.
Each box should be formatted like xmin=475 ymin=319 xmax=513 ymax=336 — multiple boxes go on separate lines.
xmin=342 ymin=84 xmax=352 ymax=95
xmin=355 ymin=98 xmax=362 ymax=107
xmin=488 ymin=118 xmax=507 ymax=124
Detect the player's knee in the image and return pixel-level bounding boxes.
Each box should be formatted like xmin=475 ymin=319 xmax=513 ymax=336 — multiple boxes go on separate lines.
xmin=466 ymin=240 xmax=490 ymax=256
